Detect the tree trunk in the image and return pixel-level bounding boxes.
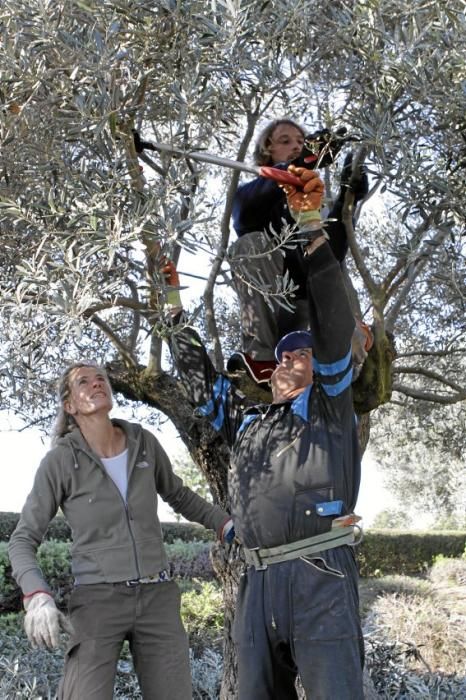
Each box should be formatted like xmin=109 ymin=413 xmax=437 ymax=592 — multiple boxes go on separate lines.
xmin=210 ymin=542 xmax=245 ymax=699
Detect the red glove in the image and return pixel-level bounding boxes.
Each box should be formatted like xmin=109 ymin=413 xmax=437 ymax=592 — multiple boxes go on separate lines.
xmin=280 ymin=166 xmax=325 ymax=235
xmin=160 ymin=258 xmax=182 ymax=310
xmin=161 ymin=258 xmax=180 ymax=287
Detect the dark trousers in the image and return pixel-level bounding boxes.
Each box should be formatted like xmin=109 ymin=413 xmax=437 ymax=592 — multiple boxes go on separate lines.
xmin=233 ymin=547 xmax=364 ymax=700
xmin=229 ymin=231 xmax=310 ymax=361
xmin=58 ymin=580 xmax=191 ymax=700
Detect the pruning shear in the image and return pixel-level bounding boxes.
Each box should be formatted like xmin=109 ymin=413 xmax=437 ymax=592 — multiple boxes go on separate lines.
xmin=133 ymin=127 xmax=353 ymax=188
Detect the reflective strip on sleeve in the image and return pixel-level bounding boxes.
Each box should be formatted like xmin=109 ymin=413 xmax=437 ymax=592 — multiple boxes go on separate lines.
xmin=321 ymin=367 xmax=353 ymax=396
xmin=313 ymin=347 xmax=351 ymax=376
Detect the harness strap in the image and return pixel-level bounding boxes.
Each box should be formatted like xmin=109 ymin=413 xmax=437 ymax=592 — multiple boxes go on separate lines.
xmin=243 ymin=526 xmax=356 ymax=570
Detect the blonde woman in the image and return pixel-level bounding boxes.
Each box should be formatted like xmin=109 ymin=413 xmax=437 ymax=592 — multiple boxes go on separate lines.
xmin=9 ymin=362 xmax=233 ymax=700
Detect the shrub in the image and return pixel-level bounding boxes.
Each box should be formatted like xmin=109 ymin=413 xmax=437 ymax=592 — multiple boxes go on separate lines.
xmin=0 ymin=615 xmax=222 ymax=699
xmin=0 ymin=543 xmax=21 ymax=614
xmin=0 ymin=513 xmax=22 ymax=542
xmin=190 ymin=648 xmax=222 ymax=699
xmin=181 ymin=581 xmax=224 ymax=634
xmin=161 ymin=522 xmax=215 ymax=544
xmin=1 ymin=538 xmax=215 ymax=613
xmin=166 ymin=539 xmax=214 ymax=580
xmin=357 ymin=530 xmax=466 ymax=577
xmin=181 ymin=580 xmax=224 ymax=655
xmin=429 ymin=555 xmax=466 ymax=586
xmin=0 ymin=511 xmax=213 ymax=543
xmin=365 ymin=637 xmax=466 ymax=698
xmin=367 ymin=592 xmax=466 ymax=675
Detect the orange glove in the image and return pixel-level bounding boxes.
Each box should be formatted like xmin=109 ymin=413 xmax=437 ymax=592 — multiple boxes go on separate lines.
xmin=161 ymin=258 xmax=181 ymax=310
xmin=282 ymin=166 xmax=324 ymax=229
xmin=161 ymin=258 xmax=180 ymax=288
xmin=357 ymin=320 xmax=374 ymax=352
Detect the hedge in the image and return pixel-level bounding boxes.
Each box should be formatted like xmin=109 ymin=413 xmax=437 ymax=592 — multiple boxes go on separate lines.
xmin=0 ymin=512 xmax=214 ymax=544
xmin=357 ymin=529 xmax=466 ymax=577
xmin=0 ymin=538 xmax=216 ymax=614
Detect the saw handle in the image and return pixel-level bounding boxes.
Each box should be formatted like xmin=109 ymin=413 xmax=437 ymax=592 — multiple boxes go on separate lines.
xmin=258 ymin=166 xmax=304 ymax=188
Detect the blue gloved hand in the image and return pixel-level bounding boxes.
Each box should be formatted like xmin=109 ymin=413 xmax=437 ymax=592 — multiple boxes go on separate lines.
xmin=221 ymin=519 xmax=236 ymax=544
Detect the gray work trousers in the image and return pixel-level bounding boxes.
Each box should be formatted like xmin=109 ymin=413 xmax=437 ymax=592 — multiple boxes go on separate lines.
xmin=229 ymin=231 xmax=309 ymax=361
xmin=233 ymin=546 xmax=364 ymax=700
xmin=229 ymin=232 xmax=369 ymax=374
xmin=58 ymin=581 xmax=191 ymax=700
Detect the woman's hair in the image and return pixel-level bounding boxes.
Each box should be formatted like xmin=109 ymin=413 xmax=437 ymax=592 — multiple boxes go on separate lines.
xmin=52 ymin=361 xmax=109 ymax=444
xmin=252 ymin=118 xmax=305 ymax=166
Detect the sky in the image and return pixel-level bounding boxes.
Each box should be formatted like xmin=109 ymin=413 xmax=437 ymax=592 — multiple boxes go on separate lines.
xmin=0 ymin=410 xmax=394 ymax=527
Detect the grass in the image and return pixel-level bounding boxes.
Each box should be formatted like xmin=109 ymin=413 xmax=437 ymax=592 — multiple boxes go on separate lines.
xmin=361 ymin=557 xmax=466 ymax=698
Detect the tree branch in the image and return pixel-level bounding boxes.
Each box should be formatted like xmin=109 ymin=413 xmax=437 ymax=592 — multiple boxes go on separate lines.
xmin=397 ymin=348 xmax=466 ymax=359
xmin=385 ymin=224 xmax=450 ymax=332
xmin=90 ymin=313 xmax=137 ymax=368
xmin=343 ymin=146 xmax=381 ymax=299
xmin=393 ymin=364 xmax=466 ymax=394
xmin=392 ymin=383 xmax=466 ymax=404
xmin=203 ymin=105 xmax=260 ymax=368
xmin=83 ymin=296 xmax=147 ymax=315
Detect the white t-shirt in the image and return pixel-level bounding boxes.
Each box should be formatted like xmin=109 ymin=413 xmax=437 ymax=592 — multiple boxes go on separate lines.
xmin=101 ymin=449 xmax=129 ymax=501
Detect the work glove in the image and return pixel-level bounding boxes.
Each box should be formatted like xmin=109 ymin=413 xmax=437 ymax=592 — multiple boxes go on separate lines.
xmin=161 ymin=257 xmax=182 ymax=311
xmin=282 ymin=165 xmax=325 ymax=233
xmin=339 ymin=152 xmax=369 ymax=204
xmin=351 ymin=320 xmax=374 ymax=381
xmin=220 ymin=518 xmax=236 ymax=545
xmin=23 ymin=592 xmax=74 ymax=649
xmin=292 ymin=127 xmax=348 ymax=170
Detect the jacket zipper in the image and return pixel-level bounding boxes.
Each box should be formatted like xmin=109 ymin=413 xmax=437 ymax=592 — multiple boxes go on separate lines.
xmin=76 ymin=437 xmax=143 ymax=580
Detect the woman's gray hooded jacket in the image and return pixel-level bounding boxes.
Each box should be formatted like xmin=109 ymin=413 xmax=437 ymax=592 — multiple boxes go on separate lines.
xmin=9 ymin=419 xmax=229 ymax=595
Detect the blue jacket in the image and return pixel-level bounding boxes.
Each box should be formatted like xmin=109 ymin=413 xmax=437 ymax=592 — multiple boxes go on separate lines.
xmin=170 ymin=242 xmax=360 ymax=549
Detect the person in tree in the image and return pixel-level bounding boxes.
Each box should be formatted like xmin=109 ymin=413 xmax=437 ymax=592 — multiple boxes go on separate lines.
xmin=227 ymin=118 xmax=372 ymax=387
xmin=8 ymin=362 xmax=233 ymax=700
xmin=168 ymin=166 xmax=364 ymax=699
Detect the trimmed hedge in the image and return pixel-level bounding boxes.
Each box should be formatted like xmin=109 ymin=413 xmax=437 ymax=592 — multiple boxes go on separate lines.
xmin=357 ymin=530 xmax=466 ymax=577
xmin=0 ymin=512 xmax=214 ymax=544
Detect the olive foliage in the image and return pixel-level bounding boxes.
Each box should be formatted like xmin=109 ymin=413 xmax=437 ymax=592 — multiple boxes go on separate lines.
xmin=0 ymin=0 xmax=465 ymax=517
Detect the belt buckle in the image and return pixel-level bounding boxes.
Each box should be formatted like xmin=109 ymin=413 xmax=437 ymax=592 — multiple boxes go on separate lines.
xmin=249 ymin=547 xmax=268 ymax=571
xmin=125 ymin=578 xmax=140 ymax=587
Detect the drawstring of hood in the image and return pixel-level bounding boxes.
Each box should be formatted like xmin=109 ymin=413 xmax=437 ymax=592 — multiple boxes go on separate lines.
xmin=70 ymin=443 xmax=79 ymax=470
xmin=63 ymin=420 xmax=147 ymax=472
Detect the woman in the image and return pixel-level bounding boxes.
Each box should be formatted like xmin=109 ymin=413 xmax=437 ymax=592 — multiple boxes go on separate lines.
xmin=9 ymin=362 xmax=233 ymax=700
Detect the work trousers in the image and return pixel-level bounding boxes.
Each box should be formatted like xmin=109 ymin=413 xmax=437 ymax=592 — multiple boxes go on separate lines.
xmin=229 ymin=231 xmax=309 ymax=361
xmin=58 ymin=580 xmax=191 ymax=700
xmin=229 ymin=232 xmax=370 ymax=376
xmin=233 ymin=546 xmax=364 ymax=700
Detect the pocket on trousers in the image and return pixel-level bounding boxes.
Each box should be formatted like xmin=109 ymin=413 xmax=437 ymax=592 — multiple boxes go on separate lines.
xmin=58 ymin=641 xmax=81 ymax=700
xmin=293 ymin=556 xmax=355 ymax=641
xmin=232 ymin=575 xmax=254 ymax=648
xmin=300 ymin=556 xmax=345 ymax=579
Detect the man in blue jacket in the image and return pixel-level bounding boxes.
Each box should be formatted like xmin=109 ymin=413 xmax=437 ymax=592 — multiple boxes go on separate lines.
xmin=169 ymin=166 xmax=364 ymax=699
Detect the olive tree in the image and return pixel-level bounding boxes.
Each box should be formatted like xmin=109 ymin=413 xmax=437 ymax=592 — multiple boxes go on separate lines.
xmin=1 ymin=0 xmax=465 ymax=695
